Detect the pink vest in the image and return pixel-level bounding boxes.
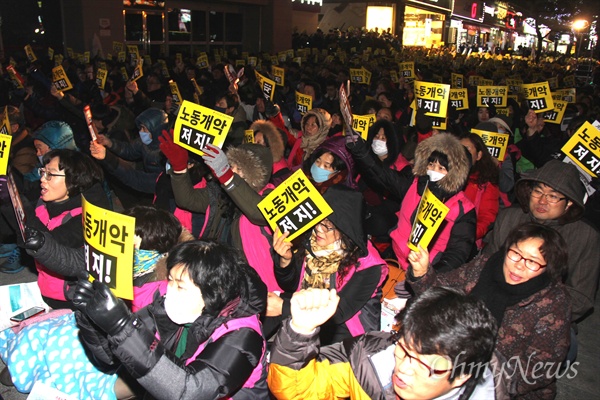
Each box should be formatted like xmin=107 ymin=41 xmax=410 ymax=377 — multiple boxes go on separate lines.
xmin=188 ymin=314 xmax=266 ymax=395
xmin=390 ymin=179 xmax=475 ymax=270
xmin=391 ymin=153 xmax=410 ymax=172
xmin=297 ymin=241 xmax=387 ymax=336
xmin=132 ymin=280 xmax=167 ymax=312
xmin=34 ymin=203 xmax=83 ymax=301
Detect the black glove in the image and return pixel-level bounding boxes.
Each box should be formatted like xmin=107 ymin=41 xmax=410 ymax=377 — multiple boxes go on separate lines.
xmin=74 ymin=311 xmax=117 ymax=371
xmin=73 ymin=280 xmax=132 ymax=336
xmin=264 ymin=99 xmax=280 ymax=118
xmin=24 ymin=227 xmax=45 ymax=251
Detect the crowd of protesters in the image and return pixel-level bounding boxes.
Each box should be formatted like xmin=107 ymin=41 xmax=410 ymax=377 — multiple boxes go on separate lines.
xmin=0 ymin=27 xmax=599 ymax=399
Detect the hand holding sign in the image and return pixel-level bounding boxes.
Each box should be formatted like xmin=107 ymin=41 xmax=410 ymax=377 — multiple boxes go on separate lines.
xmin=202 ymin=143 xmax=234 ymax=185
xmin=273 ymin=227 xmax=293 ymax=268
xmin=407 ymin=244 xmax=429 ymax=277
xmin=158 ymin=129 xmax=188 ymax=172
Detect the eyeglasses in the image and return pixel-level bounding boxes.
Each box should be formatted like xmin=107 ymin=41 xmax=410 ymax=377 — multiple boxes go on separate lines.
xmin=38 ymin=168 xmax=65 ymax=181
xmin=314 ymin=220 xmax=336 ymax=234
xmin=506 ymin=248 xmax=547 ymax=272
xmin=530 ymin=188 xmax=566 ymax=204
xmin=395 ymin=341 xmax=452 ymax=378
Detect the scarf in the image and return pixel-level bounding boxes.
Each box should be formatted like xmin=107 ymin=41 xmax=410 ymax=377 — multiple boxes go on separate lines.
xmin=302 ymin=231 xmax=345 ymax=289
xmin=470 ymin=250 xmax=551 ymax=326
xmin=133 ymin=248 xmax=164 ymax=278
xmin=300 ymin=131 xmax=329 ymax=160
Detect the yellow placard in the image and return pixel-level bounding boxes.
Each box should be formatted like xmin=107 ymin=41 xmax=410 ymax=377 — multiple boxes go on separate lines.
xmin=0 ymin=133 xmax=12 ymax=175
xmin=83 ymin=51 xmax=90 ymax=64
xmin=255 ymin=71 xmax=276 ymax=102
xmin=278 ymin=51 xmax=287 ymax=63
xmin=120 ymin=66 xmax=128 ymax=82
xmin=476 ymin=86 xmax=508 ymax=108
xmin=191 ymin=78 xmax=203 ymax=97
xmin=95 ymin=68 xmax=108 ymax=90
xmin=548 ymin=77 xmax=558 ymax=90
xmin=270 ymin=55 xmax=278 ymax=66
xmin=468 ymin=75 xmax=482 ymax=87
xmin=118 ymin=51 xmax=126 ymax=63
xmin=295 ymin=91 xmax=313 ymax=115
xmin=244 ymin=129 xmax=255 ymax=144
xmin=479 ymin=78 xmax=494 ymax=86
xmin=521 ymin=82 xmax=554 ymax=113
xmin=196 ymin=53 xmax=209 ymax=69
xmin=362 ymin=67 xmax=372 ymax=85
xmin=561 ymin=122 xmax=600 ymax=177
xmin=113 ymin=41 xmax=124 ymax=54
xmin=431 ymin=116 xmax=447 ymax=131
xmin=214 ymin=54 xmax=222 ymax=64
xmin=495 ymin=108 xmax=510 ymax=117
xmin=83 ymin=197 xmax=135 ymax=300
xmin=235 ymin=59 xmax=245 ymax=67
xmin=352 ymin=114 xmax=376 ymax=140
xmin=168 ymin=80 xmax=183 ymax=105
xmin=543 ymin=100 xmax=568 ymax=124
xmin=159 ymin=59 xmax=170 ymax=78
xmin=389 ymin=70 xmax=399 ymax=84
xmin=24 ymin=45 xmax=37 ymax=62
xmin=67 ymin=48 xmax=74 ymax=59
xmin=349 ymin=68 xmax=364 ymax=84
xmin=54 ymin=54 xmax=63 ymax=67
xmin=472 ymin=128 xmax=510 ymax=161
xmin=0 ymin=107 xmax=11 ymax=136
xmin=241 ymin=51 xmax=249 ymax=60
xmin=258 ymin=169 xmax=333 ymax=241
xmin=130 ymin=59 xmax=144 ymax=82
xmin=272 ymin=65 xmax=285 ymax=87
xmin=563 ymin=75 xmax=576 ymax=88
xmin=506 ymin=78 xmax=523 ymax=95
xmin=399 ymin=62 xmax=415 ymax=79
xmin=286 ymin=49 xmax=294 ymax=59
xmin=52 ymin=65 xmax=73 ymax=92
xmin=414 ymin=81 xmax=450 ymax=118
xmin=48 ymin=47 xmax=54 ymax=60
xmin=248 ymin=56 xmax=257 ymax=67
xmin=173 ymin=100 xmax=234 ymax=156
xmin=451 ymin=73 xmax=464 ymax=88
xmin=449 ymin=88 xmax=469 ymax=110
xmin=554 ymin=88 xmax=577 ymax=103
xmin=408 ymin=186 xmax=450 ymax=251
xmin=128 ymin=45 xmax=140 ymax=63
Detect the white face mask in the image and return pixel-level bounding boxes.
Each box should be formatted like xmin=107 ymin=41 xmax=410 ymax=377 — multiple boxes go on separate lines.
xmin=371 ymin=139 xmax=388 ymax=156
xmin=164 ymin=286 xmax=203 ymax=325
xmin=426 ymin=169 xmax=446 ymax=182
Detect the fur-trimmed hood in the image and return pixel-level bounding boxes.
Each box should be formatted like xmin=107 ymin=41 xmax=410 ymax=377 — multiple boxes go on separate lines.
xmin=249 ymin=120 xmax=285 ymax=163
xmin=226 ymin=144 xmax=273 ymax=192
xmin=412 ymin=133 xmax=470 ymax=195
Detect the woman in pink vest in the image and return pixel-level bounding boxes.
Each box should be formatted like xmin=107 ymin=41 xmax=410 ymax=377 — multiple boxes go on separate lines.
xmin=72 ymin=240 xmax=268 ymax=399
xmin=25 ymin=149 xmax=109 ymax=310
xmin=266 ymin=185 xmax=388 ymax=345
xmin=346 ymin=132 xmax=476 ymax=272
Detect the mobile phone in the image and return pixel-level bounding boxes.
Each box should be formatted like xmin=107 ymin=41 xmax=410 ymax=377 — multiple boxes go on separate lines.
xmin=10 ymin=306 xmax=45 ymax=322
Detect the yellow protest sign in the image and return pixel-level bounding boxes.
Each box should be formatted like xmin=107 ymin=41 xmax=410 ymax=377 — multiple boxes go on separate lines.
xmin=113 ymin=41 xmax=124 ymax=54
xmin=295 ymin=91 xmax=313 ymax=115
xmin=563 ymin=75 xmax=576 ymax=88
xmin=399 ymin=62 xmax=415 ymax=80
xmin=495 ymin=108 xmax=510 ymax=117
xmin=191 ymin=78 xmax=203 ymax=97
xmin=83 ymin=51 xmax=90 ymax=64
xmin=352 ymin=114 xmax=376 ymax=140
xmin=120 ymin=66 xmax=128 ymax=82
xmin=350 ymin=68 xmax=365 ymax=84
xmin=248 ymin=56 xmax=257 ymax=67
xmin=258 ymin=169 xmax=333 ymax=241
xmin=95 ymin=68 xmax=108 ymax=90
xmin=66 ymin=48 xmax=74 ymax=59
xmin=244 ymin=129 xmax=255 ymax=144
xmin=196 ymin=53 xmax=209 ymax=69
xmin=561 ymin=122 xmax=600 ymax=177
xmin=479 ymin=78 xmax=494 ymax=86
xmin=0 ymin=133 xmax=12 ymax=175
xmin=468 ymin=75 xmax=482 ymax=87
xmin=270 ymin=55 xmax=278 ymax=66
xmin=48 ymin=47 xmax=54 ymax=60
xmin=52 ymin=65 xmax=73 ymax=92
xmin=54 ymin=54 xmax=63 ymax=67
xmin=521 ymin=82 xmax=554 ymax=113
xmin=414 ymin=81 xmax=450 ymax=118
xmin=389 ymin=70 xmax=399 ymax=84
xmin=408 ymin=186 xmax=450 ymax=251
xmin=286 ymin=49 xmax=294 ymax=59
xmin=24 ymin=45 xmax=37 ymax=63
xmin=472 ymin=128 xmax=510 ymax=161
xmin=451 ymin=73 xmax=464 ymax=88
xmin=0 ymin=107 xmax=11 ymax=135
xmin=543 ymin=100 xmax=568 ymax=124
xmin=130 ymin=58 xmax=144 ymax=82
xmin=506 ymin=79 xmax=523 ymax=95
xmin=117 ymin=51 xmax=126 ymax=63
xmin=241 ymin=51 xmax=249 ymax=61
xmin=235 ymin=59 xmax=245 ymax=67
xmin=215 ymin=54 xmax=222 ymax=64
xmin=449 ymin=88 xmax=469 ymax=110
xmin=554 ymin=88 xmax=576 ymax=103
xmin=548 ymin=77 xmax=558 ymax=90
xmin=173 ymin=100 xmax=234 ymax=156
xmin=272 ymin=65 xmax=285 ymax=87
xmin=362 ymin=67 xmax=372 ymax=85
xmin=255 ymin=71 xmax=276 ymax=102
xmin=128 ymin=45 xmax=140 ymax=63
xmin=431 ymin=116 xmax=447 ymax=131
xmin=476 ymin=86 xmax=508 ymax=108
xmin=159 ymin=59 xmax=170 ymax=78
xmin=168 ymin=80 xmax=183 ymax=105
xmin=83 ymin=196 xmax=135 ymax=300
xmin=278 ymin=51 xmax=287 ymax=63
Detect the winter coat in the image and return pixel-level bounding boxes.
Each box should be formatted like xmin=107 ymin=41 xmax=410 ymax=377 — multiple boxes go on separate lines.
xmin=287 ymin=108 xmax=332 ymax=168
xmin=463 ymin=172 xmax=500 ymax=244
xmin=268 ymin=319 xmax=496 ymax=400
xmin=483 ymin=160 xmax=600 ymax=321
xmin=407 ymin=253 xmax=571 ymax=399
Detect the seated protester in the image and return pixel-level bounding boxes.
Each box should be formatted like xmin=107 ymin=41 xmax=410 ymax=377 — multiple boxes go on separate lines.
xmin=268 ymin=286 xmax=498 ymax=400
xmin=287 ymin=108 xmax=332 ymax=169
xmin=301 ymin=136 xmax=355 ymax=193
xmin=460 ymin=133 xmax=500 ymax=250
xmin=72 ymin=240 xmax=269 ymax=400
xmin=346 ymin=131 xmax=476 ymax=272
xmin=216 ymin=92 xmax=249 ymax=148
xmin=267 ymin=185 xmax=387 ymax=345
xmin=91 ymin=108 xmax=168 ymax=197
xmin=160 ymin=132 xmax=281 ymax=292
xmin=6 ymin=105 xmax=37 ymax=177
xmin=483 ymin=160 xmax=600 ymax=323
xmin=33 ymin=121 xmax=79 ymax=161
xmin=91 ymin=102 xmax=136 ymax=144
xmin=123 ymin=75 xmax=167 ymax=116
xmin=407 ymin=223 xmax=571 ymax=399
xmin=1 ymin=149 xmax=109 ymax=305
xmin=248 ymin=119 xmax=290 ymax=183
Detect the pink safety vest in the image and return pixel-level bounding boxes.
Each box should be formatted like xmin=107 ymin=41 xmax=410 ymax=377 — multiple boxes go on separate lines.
xmin=187 ymin=314 xmax=266 ymax=395
xmin=390 ymin=179 xmax=475 ymax=270
xmin=296 ymin=241 xmax=387 ymax=336
xmin=34 ymin=203 xmax=83 ymax=301
xmin=132 ymin=280 xmax=167 ymax=312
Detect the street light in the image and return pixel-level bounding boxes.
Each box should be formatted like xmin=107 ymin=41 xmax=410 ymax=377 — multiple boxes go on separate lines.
xmin=573 ymin=19 xmax=589 ymax=62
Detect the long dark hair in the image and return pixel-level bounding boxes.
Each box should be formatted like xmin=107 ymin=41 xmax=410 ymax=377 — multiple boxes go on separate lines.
xmin=461 ymin=133 xmax=499 ymax=185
